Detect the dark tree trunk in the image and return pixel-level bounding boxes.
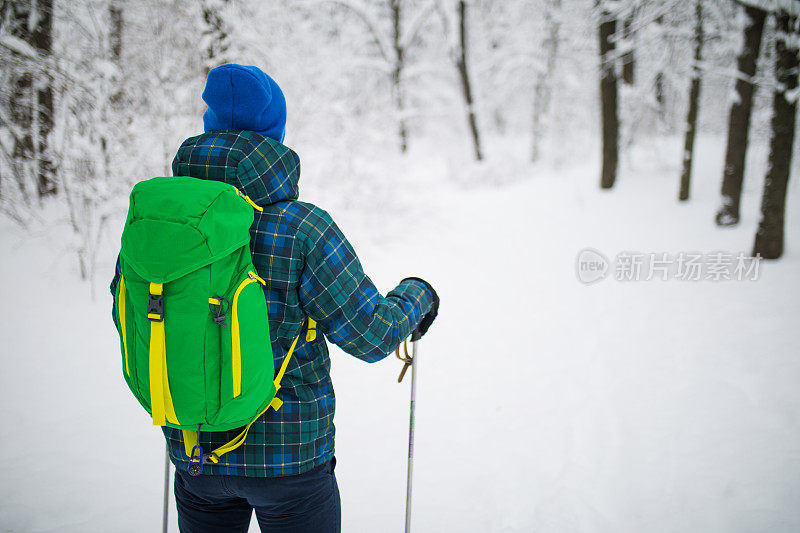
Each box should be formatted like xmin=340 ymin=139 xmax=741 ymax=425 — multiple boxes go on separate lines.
xmin=32 ymin=0 xmax=54 ymax=198
xmin=109 ymin=2 xmax=123 ymax=61
xmin=532 ymin=0 xmax=561 ymax=162
xmin=10 ymin=71 xmax=34 ymax=197
xmin=108 ymin=1 xmax=124 ymax=106
xmin=202 ymin=0 xmax=230 ymax=74
xmin=621 ymin=10 xmax=635 ymax=85
xmin=654 ymin=72 xmax=664 ymax=107
xmin=679 ymin=0 xmax=704 ymax=202
xmin=391 ymin=0 xmax=408 ymax=153
xmin=7 ymin=0 xmax=56 ymax=198
xmin=0 ymin=1 xmax=10 ymax=32
xmin=598 ymin=2 xmax=618 ymax=189
xmin=8 ymin=0 xmax=35 ymax=198
xmin=456 ymin=0 xmax=482 ymax=161
xmin=715 ymin=5 xmax=766 ymax=225
xmin=103 ymin=1 xmax=124 ymax=173
xmin=654 ymin=15 xmax=665 ymax=114
xmin=753 ymin=8 xmax=799 ymax=260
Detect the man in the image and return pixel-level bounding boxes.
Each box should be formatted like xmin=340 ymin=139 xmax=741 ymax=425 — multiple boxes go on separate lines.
xmin=110 ymin=63 xmax=438 ymax=532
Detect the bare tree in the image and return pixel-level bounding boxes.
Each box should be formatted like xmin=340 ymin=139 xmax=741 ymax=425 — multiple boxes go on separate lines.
xmin=5 ymin=0 xmax=56 ymax=199
xmin=455 ymin=0 xmax=482 ymax=161
xmin=0 ymin=2 xmax=9 ymax=32
xmin=101 ymin=0 xmax=124 ymax=186
xmin=678 ymin=0 xmax=704 ymax=201
xmin=598 ymin=1 xmax=619 ymax=189
xmin=324 ymin=0 xmax=435 ymax=154
xmin=55 ymin=1 xmax=130 ymax=286
xmin=715 ymin=3 xmax=766 ymax=225
xmin=753 ymin=5 xmax=799 ymax=260
xmin=320 ymin=0 xmax=409 ymax=152
xmin=109 ymin=1 xmax=124 ymax=61
xmin=653 ymin=13 xmax=666 ymax=117
xmin=532 ymin=0 xmax=561 ymax=163
xmin=35 ymin=0 xmax=55 ymax=198
xmin=621 ymin=7 xmax=635 ymax=85
xmin=390 ymin=0 xmax=408 ymax=152
xmin=202 ymin=0 xmax=230 ymax=74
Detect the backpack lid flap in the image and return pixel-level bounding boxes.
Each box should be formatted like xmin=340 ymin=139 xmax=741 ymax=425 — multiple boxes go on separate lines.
xmin=121 ymin=176 xmax=254 ymax=283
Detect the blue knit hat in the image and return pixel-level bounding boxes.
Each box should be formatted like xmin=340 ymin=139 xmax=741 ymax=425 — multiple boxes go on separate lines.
xmin=202 ymin=64 xmax=287 ymax=143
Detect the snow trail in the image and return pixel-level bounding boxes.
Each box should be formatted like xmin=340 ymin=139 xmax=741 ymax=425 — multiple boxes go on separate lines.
xmin=1 ymin=136 xmax=799 ymax=532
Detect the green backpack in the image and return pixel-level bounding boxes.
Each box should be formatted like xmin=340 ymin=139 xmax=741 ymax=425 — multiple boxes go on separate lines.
xmin=112 ymin=176 xmax=311 ymax=475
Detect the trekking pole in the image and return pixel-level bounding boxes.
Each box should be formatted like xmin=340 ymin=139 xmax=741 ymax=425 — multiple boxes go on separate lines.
xmin=162 ymin=444 xmax=170 ymax=533
xmin=396 ymin=336 xmax=420 ymax=533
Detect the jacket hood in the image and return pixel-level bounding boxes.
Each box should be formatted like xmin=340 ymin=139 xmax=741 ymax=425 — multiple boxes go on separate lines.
xmin=171 ymin=130 xmax=300 ymax=206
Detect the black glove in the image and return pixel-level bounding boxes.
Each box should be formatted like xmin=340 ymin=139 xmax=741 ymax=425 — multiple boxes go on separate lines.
xmin=402 ymin=277 xmax=439 ymax=341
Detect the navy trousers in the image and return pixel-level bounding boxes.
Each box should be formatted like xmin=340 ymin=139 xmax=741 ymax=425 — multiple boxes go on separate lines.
xmin=174 ymin=457 xmax=341 ymax=533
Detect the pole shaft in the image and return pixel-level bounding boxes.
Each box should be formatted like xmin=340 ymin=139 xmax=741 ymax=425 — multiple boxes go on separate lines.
xmin=163 ymin=444 xmax=170 ymax=533
xmin=404 ymin=340 xmax=418 ymax=533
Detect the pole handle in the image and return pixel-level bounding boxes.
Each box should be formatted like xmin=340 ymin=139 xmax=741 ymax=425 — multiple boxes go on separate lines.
xmin=395 ymin=339 xmax=413 ymax=383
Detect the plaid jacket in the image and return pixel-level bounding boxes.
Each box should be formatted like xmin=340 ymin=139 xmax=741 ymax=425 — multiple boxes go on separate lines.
xmin=110 ymin=130 xmax=432 ymax=476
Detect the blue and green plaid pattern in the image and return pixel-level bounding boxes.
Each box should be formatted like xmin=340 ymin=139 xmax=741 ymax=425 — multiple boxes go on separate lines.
xmin=110 ymin=130 xmax=432 ymax=477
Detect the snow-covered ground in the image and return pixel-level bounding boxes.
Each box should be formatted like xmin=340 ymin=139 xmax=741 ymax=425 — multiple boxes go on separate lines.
xmin=1 ymin=135 xmax=799 ymax=532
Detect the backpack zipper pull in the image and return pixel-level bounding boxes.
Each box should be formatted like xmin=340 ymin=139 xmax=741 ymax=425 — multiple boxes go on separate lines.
xmin=209 ymin=297 xmax=229 ymax=327
xmin=232 ymin=186 xmax=264 ymax=212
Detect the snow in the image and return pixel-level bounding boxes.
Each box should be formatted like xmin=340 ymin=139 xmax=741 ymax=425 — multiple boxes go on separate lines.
xmin=740 ymin=0 xmax=800 ymax=16
xmin=786 ymin=86 xmax=800 ymax=105
xmin=1 ymin=134 xmax=799 ymax=532
xmin=0 ymin=34 xmax=39 ymax=59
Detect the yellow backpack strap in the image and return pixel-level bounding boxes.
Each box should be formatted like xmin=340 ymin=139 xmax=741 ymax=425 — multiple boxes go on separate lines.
xmin=118 ymin=275 xmax=129 ymax=376
xmin=182 ymin=429 xmax=198 ymax=459
xmin=148 ymin=282 xmax=179 ymax=426
xmin=203 ymin=319 xmax=309 ymax=464
xmin=267 ymin=323 xmax=303 ymax=411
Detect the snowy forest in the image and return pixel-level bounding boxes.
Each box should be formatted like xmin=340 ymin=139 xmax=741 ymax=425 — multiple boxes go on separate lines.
xmin=2 ymin=0 xmax=799 ymax=277
xmin=2 ymin=0 xmax=800 ymax=532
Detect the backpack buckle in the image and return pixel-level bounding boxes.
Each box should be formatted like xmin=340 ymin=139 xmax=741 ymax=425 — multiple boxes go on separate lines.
xmin=203 ymin=452 xmax=220 ymax=465
xmin=147 ymin=292 xmax=164 ymax=322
